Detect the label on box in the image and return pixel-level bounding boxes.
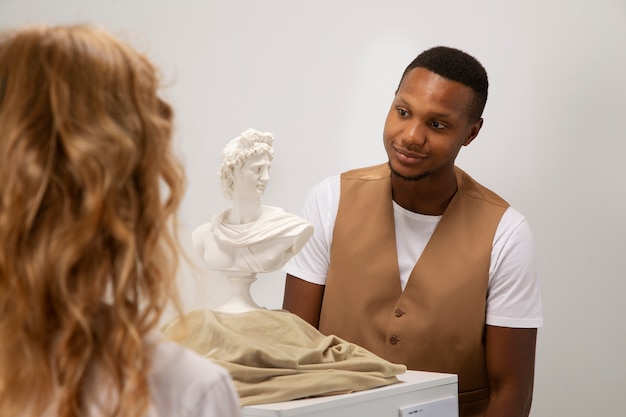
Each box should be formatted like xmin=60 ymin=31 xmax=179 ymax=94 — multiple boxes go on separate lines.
xmin=399 ymin=396 xmax=458 ymax=417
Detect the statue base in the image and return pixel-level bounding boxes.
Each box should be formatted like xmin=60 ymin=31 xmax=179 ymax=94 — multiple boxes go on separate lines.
xmin=214 ymin=272 xmax=264 ymax=314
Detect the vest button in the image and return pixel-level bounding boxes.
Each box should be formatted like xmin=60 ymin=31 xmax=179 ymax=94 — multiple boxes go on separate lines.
xmin=394 ymin=309 xmax=404 ymax=317
xmin=389 ymin=336 xmax=400 ymax=345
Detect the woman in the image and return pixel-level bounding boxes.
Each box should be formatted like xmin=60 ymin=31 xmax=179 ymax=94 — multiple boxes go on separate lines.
xmin=0 ymin=25 xmax=241 ymax=417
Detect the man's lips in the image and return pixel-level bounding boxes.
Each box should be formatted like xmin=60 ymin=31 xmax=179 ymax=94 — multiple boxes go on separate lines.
xmin=394 ymin=146 xmax=428 ymax=162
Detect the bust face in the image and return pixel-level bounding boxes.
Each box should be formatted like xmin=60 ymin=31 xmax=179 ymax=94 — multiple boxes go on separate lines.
xmin=232 ymin=152 xmax=271 ymax=198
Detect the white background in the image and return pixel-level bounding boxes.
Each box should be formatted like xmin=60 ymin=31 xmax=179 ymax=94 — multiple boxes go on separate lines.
xmin=1 ymin=1 xmax=625 ymax=415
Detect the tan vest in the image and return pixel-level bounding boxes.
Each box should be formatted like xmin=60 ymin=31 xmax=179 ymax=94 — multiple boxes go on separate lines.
xmin=319 ymin=164 xmax=508 ymax=417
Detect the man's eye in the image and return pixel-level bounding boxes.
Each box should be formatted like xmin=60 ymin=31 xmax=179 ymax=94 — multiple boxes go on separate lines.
xmin=430 ymin=121 xmax=446 ymax=129
xmin=397 ymin=108 xmax=409 ymax=117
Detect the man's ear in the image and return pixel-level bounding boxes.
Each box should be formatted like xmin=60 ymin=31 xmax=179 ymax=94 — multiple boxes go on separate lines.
xmin=463 ymin=118 xmax=483 ymax=146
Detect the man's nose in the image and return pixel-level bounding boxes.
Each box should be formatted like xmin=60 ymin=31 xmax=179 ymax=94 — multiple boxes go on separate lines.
xmin=404 ymin=120 xmax=427 ymax=146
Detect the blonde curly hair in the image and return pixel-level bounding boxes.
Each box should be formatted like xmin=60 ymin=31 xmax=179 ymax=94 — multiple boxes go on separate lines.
xmin=0 ymin=24 xmax=184 ymax=417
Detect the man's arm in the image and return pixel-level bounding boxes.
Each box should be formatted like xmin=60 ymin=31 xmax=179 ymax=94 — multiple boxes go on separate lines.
xmin=484 ymin=325 xmax=537 ymax=417
xmin=282 ymin=274 xmax=325 ymax=328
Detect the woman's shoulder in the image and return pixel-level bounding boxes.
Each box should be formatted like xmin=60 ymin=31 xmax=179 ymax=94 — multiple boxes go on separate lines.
xmin=150 ymin=337 xmax=231 ymax=387
xmin=148 ymin=336 xmax=240 ymax=416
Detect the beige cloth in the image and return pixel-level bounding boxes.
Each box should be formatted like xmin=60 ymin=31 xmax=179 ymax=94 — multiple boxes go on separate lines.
xmin=161 ymin=309 xmax=406 ymax=406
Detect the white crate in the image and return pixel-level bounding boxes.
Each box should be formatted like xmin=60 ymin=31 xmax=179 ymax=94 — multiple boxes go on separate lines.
xmin=242 ymin=370 xmax=458 ymax=417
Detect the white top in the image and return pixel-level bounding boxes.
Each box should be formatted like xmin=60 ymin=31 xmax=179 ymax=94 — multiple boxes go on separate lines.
xmin=147 ymin=336 xmax=242 ymax=417
xmin=41 ymin=334 xmax=242 ymax=417
xmin=284 ymin=175 xmax=543 ymax=328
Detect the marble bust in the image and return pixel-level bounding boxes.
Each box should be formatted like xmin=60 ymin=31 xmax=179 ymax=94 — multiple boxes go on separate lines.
xmin=192 ymin=129 xmax=313 ymax=312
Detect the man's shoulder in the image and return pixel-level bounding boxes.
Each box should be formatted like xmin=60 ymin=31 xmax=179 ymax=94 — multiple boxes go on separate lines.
xmin=455 ymin=167 xmax=509 ymax=209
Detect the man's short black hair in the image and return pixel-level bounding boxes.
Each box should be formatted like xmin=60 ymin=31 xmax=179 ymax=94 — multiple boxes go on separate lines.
xmin=399 ymin=46 xmax=488 ymax=121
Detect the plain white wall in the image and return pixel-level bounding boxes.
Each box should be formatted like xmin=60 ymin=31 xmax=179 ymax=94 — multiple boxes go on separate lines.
xmin=1 ymin=1 xmax=624 ymax=416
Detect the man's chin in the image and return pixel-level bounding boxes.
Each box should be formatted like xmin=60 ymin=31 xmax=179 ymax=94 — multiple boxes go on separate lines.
xmin=388 ymin=161 xmax=432 ymax=182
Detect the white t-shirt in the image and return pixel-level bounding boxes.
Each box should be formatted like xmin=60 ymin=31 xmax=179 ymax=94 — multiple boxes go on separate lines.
xmin=147 ymin=336 xmax=242 ymax=417
xmin=42 ymin=334 xmax=241 ymax=417
xmin=284 ymin=175 xmax=543 ymax=328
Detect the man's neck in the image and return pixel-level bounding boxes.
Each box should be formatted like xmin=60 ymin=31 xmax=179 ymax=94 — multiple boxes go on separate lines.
xmin=391 ymin=170 xmax=458 ymax=216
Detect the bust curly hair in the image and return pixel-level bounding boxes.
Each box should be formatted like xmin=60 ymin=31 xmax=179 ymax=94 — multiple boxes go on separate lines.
xmin=217 ymin=128 xmax=274 ymax=200
xmin=0 ymin=24 xmax=185 ymax=417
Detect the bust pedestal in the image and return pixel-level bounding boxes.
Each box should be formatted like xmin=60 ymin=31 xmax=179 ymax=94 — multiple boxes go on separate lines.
xmin=214 ymin=272 xmax=263 ymax=314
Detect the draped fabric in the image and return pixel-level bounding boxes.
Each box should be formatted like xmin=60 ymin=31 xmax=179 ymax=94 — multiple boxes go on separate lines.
xmin=162 ymin=309 xmax=406 ymax=406
xmin=193 ymin=206 xmax=313 ymax=273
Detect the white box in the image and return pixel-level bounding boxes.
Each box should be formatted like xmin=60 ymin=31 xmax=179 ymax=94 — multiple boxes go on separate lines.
xmin=242 ymin=370 xmax=458 ymax=417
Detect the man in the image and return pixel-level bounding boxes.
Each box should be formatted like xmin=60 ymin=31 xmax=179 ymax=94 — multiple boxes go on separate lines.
xmin=282 ymin=46 xmax=543 ymax=417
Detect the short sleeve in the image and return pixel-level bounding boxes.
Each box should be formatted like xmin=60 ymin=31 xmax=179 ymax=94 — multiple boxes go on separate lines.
xmin=486 ymin=208 xmax=544 ymax=328
xmin=283 ymin=176 xmax=339 ymax=285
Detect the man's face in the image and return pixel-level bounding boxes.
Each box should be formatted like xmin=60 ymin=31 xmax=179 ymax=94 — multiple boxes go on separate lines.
xmin=232 ymin=152 xmax=271 ymax=198
xmin=383 ymin=67 xmax=482 ymax=182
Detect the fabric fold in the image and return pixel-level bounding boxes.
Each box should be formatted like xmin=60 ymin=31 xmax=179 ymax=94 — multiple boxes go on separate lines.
xmin=162 ymin=309 xmax=406 ymax=405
